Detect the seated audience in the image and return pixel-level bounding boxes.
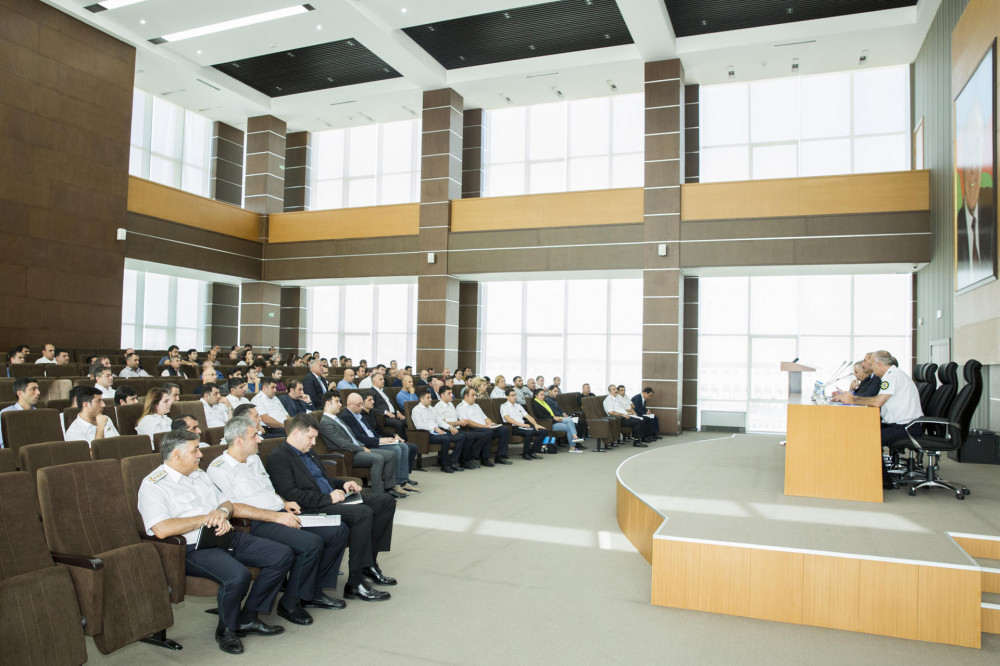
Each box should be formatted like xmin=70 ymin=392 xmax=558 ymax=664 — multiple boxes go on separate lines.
xmin=534 ymin=387 xmax=584 ymax=451
xmin=278 ymin=379 xmax=312 ymax=417
xmin=5 ymin=347 xmax=24 ymax=376
xmin=200 ymin=383 xmax=231 ymax=428
xmin=302 ymin=359 xmax=329 ymax=407
xmin=0 ymin=377 xmax=40 ymax=448
xmin=411 ymin=391 xmax=466 ymax=473
xmin=630 ymin=386 xmax=661 ymax=441
xmin=138 ymin=428 xmax=293 ymax=655
xmin=456 ymin=389 xmax=511 ymax=465
xmin=54 ymin=348 xmax=70 ymax=364
xmin=435 ymin=386 xmax=488 ymax=469
xmin=34 ymin=343 xmax=56 ymax=364
xmin=604 ymin=385 xmax=647 ymax=447
xmin=115 ymin=384 xmax=139 ymax=406
xmin=394 ymin=374 xmax=418 ymax=412
xmin=500 ymin=387 xmax=548 ymax=460
xmin=512 ymin=376 xmax=532 ymax=405
xmin=225 ymin=378 xmax=251 ymax=411
xmin=317 ymin=392 xmax=401 ymax=497
xmin=92 ymin=364 xmax=116 ymax=399
xmin=172 ymin=414 xmax=205 ymax=443
xmin=163 ymin=383 xmax=181 ymax=402
xmin=250 ymin=377 xmax=290 ymax=437
xmin=157 ymin=345 xmax=179 ymax=364
xmin=161 ymin=356 xmax=188 ymax=378
xmin=120 ymin=352 xmax=151 ymax=377
xmin=339 ymin=392 xmax=414 ymax=497
xmin=272 ymin=368 xmax=287 ymax=393
xmin=367 ymin=372 xmax=406 ymax=437
xmin=136 ymin=387 xmax=174 ymax=444
xmin=337 ymin=368 xmax=358 ymax=390
xmin=65 ymin=387 xmax=119 ymax=445
xmin=359 ymin=393 xmax=419 ymax=492
xmin=490 ymin=375 xmax=508 ymax=399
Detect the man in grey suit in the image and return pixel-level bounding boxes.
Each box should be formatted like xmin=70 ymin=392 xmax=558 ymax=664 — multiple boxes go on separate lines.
xmin=316 ymin=390 xmax=407 ymax=499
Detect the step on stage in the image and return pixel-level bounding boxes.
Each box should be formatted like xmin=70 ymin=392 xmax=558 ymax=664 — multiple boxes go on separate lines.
xmin=616 ymin=434 xmax=1000 ymax=648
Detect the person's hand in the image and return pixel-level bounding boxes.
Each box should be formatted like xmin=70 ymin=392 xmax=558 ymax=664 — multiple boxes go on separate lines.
xmin=95 ymin=413 xmax=109 ymax=429
xmin=850 ymin=379 xmax=860 ymax=391
xmin=380 ymin=437 xmax=394 ymax=444
xmin=396 ymin=412 xmax=404 ymax=420
xmin=433 ymin=428 xmax=444 ymax=435
xmin=302 ymin=395 xmax=312 ymax=404
xmin=534 ymin=425 xmax=543 ymax=431
xmin=343 ymin=480 xmax=362 ymax=493
xmin=205 ymin=509 xmax=229 ymax=530
xmin=363 ymin=447 xmax=371 ymax=453
xmin=214 ymin=519 xmax=232 ymax=536
xmin=837 ymin=393 xmax=856 ymax=405
xmin=275 ymin=511 xmax=301 ymax=528
xmin=330 ymin=489 xmax=346 ymax=504
xmin=283 ymin=501 xmax=301 ymax=514
xmin=485 ymin=418 xmax=494 ymax=426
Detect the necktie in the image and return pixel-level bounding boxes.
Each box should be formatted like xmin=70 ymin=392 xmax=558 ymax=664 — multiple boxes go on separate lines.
xmin=335 ymin=418 xmax=361 ymax=446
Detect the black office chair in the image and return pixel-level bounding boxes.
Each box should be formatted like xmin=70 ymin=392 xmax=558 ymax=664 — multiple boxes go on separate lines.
xmin=914 ymin=363 xmax=938 ymax=414
xmin=892 ymin=360 xmax=982 ymax=499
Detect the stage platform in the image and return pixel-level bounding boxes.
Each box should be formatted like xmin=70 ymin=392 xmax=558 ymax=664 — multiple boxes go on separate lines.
xmin=616 ymin=434 xmax=1000 ymax=648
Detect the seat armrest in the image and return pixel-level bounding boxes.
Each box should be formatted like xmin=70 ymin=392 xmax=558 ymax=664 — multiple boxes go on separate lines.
xmin=138 ymin=534 xmax=186 ymax=602
xmin=231 ymin=517 xmax=251 ymax=529
xmin=320 ymin=457 xmax=346 ymax=477
xmin=52 ymin=552 xmax=104 ymax=635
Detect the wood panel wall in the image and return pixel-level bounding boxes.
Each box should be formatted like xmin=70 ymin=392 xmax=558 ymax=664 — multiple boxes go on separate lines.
xmin=127 ymin=176 xmax=260 ymax=241
xmin=268 ymin=203 xmax=419 ymax=243
xmin=451 ymin=188 xmax=643 ymax=232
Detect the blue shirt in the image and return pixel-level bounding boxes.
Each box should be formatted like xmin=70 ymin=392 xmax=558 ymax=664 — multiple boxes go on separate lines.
xmin=349 ymin=411 xmax=377 ymax=439
xmin=337 ymin=380 xmax=357 ymax=390
xmin=296 ymin=450 xmax=334 ymax=494
xmin=396 ymin=390 xmax=418 ymax=411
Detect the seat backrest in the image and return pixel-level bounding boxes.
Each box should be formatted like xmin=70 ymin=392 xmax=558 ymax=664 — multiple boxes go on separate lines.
xmin=0 ymin=471 xmax=56 ymax=577
xmin=169 ymin=400 xmax=208 ymax=432
xmin=18 ymin=441 xmax=92 ymax=478
xmin=114 ymin=403 xmax=143 ymax=436
xmin=582 ymin=396 xmax=608 ymax=419
xmin=203 ymin=426 xmax=226 ymax=446
xmin=91 ymin=435 xmax=155 ymax=461
xmin=479 ymin=398 xmax=504 ymax=425
xmin=1 ymin=409 xmax=65 ymax=456
xmin=258 ymin=438 xmax=283 ymax=462
xmin=38 ymin=459 xmax=140 ymax=554
xmin=949 ymin=360 xmax=984 ymax=443
xmin=404 ymin=400 xmax=419 ymax=428
xmin=926 ymin=362 xmax=958 ymax=418
xmin=557 ymin=391 xmax=581 ymax=414
xmin=198 ymin=444 xmax=227 ymax=470
xmin=120 ymin=453 xmax=162 ymax=533
xmin=0 ymin=448 xmax=16 ymax=473
xmin=37 ymin=378 xmax=72 ymax=406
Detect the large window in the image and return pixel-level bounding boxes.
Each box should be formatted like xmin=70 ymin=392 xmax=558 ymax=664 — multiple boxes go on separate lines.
xmin=700 ymin=66 xmax=910 ymax=182
xmin=121 ymin=268 xmax=209 ymax=350
xmin=310 ymin=120 xmax=421 ymax=210
xmin=484 ymin=94 xmax=644 ymax=197
xmin=480 ymin=278 xmax=642 ymax=392
xmin=698 ymin=274 xmax=913 ymax=432
xmin=129 ymin=90 xmax=212 ymax=197
xmin=305 ymin=284 xmax=417 ymax=363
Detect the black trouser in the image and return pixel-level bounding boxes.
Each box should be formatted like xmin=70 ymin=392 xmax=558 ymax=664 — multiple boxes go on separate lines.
xmin=488 ymin=426 xmax=510 ymax=458
xmin=250 ymin=520 xmax=348 ymax=606
xmin=621 ymin=416 xmax=647 ymax=440
xmin=382 ymin=416 xmax=407 ymax=438
xmin=309 ymin=491 xmax=396 ymax=586
xmin=880 ymin=423 xmax=908 ymax=483
xmin=185 ymin=531 xmax=294 ymax=631
xmin=460 ymin=429 xmax=491 ymax=462
xmin=430 ymin=432 xmax=465 ymax=466
xmin=513 ymin=426 xmax=549 ymax=454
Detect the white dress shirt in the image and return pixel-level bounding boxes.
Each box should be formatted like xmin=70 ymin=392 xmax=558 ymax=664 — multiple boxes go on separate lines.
xmin=615 ymin=395 xmax=634 ymax=414
xmin=64 ymin=416 xmax=119 ymax=446
xmin=251 ymin=392 xmax=290 ymax=425
xmin=456 ymin=401 xmax=490 ymax=425
xmin=490 ymin=386 xmax=507 ymax=399
xmin=206 ymin=452 xmax=283 ymax=511
xmin=136 ymin=414 xmax=171 ymax=442
xmin=358 ymin=376 xmax=373 ymax=389
xmin=372 ymin=387 xmax=396 ymax=415
xmin=412 ymin=403 xmax=449 ymax=432
xmin=225 ymin=394 xmax=250 ymax=410
xmin=434 ymin=400 xmax=460 ymax=425
xmin=500 ymin=401 xmax=528 ymax=426
xmin=603 ymin=395 xmax=621 ymax=416
xmin=95 ymin=384 xmax=115 ymax=399
xmin=201 ymin=398 xmax=230 ymax=428
xmin=878 ymin=365 xmax=923 ymax=425
xmin=119 ymin=366 xmax=150 ymax=377
xmin=138 ymin=464 xmax=225 ymax=546
xmin=35 ymin=357 xmax=56 ymax=364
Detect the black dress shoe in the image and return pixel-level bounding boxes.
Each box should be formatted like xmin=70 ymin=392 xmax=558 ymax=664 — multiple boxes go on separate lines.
xmin=452 ymin=463 xmax=465 ymax=471
xmin=481 ymin=459 xmax=495 ymax=467
xmin=388 ymin=489 xmax=407 ymax=499
xmin=303 ymin=593 xmax=346 ymax=610
xmin=495 ymin=457 xmax=513 ymax=465
xmin=530 ymin=453 xmax=542 ymax=459
xmin=344 ymin=581 xmax=391 ymax=601
xmin=441 ymin=465 xmax=454 ymax=473
xmin=277 ymin=603 xmax=313 ymax=625
xmin=216 ymin=629 xmax=244 ymax=654
xmin=633 ymin=440 xmax=648 ymax=448
xmin=237 ymin=618 xmax=285 ymax=636
xmin=521 ymin=453 xmax=532 ymax=460
xmin=406 ymin=478 xmax=419 ymax=486
xmin=363 ymin=565 xmax=397 ymax=585
xmin=462 ymin=461 xmax=477 ymax=470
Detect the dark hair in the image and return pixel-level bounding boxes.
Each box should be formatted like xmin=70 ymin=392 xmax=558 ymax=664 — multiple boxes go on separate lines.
xmin=202 ymin=382 xmax=219 ymax=394
xmin=89 ymin=363 xmax=109 ymax=378
xmin=160 ymin=428 xmax=197 ymax=462
xmin=440 ymin=386 xmax=453 ymax=398
xmin=643 ymin=386 xmax=654 ymax=394
xmin=171 ymin=417 xmax=193 ymax=430
xmin=168 ymin=345 xmax=179 ymax=352
xmin=13 ymin=376 xmax=37 ymax=396
xmin=288 ymin=413 xmax=319 ymax=436
xmin=322 ymin=389 xmax=339 ymax=405
xmin=162 ymin=382 xmax=181 ymax=394
xmin=287 ymin=379 xmax=303 ymax=391
xmin=114 ymin=385 xmax=138 ymax=404
xmin=259 ymin=377 xmax=276 ymax=388
xmin=534 ymin=388 xmax=547 ymax=398
xmin=227 ymin=378 xmax=247 ymax=391
xmin=54 ymin=347 xmax=67 ymax=357
xmin=73 ymin=387 xmax=102 ymax=409
xmin=232 ymin=403 xmax=256 ymax=419
xmin=506 ymin=387 xmax=517 ymax=397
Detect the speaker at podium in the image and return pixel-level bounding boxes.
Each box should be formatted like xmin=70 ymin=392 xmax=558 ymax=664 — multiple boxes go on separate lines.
xmin=780 ymin=359 xmax=815 ymax=396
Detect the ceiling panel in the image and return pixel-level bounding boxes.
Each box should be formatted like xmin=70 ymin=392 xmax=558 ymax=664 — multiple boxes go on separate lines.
xmin=212 ymin=39 xmax=402 ymax=98
xmin=402 ymin=0 xmax=634 ymax=70
xmin=664 ymin=0 xmax=919 ymax=38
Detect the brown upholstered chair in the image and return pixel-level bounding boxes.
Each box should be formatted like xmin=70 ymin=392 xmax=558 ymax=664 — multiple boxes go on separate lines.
xmin=581 ymin=396 xmax=618 ymax=451
xmin=18 ymin=441 xmax=92 ymax=481
xmin=114 ymin=403 xmax=143 ymax=436
xmin=37 ymin=460 xmax=180 ymax=654
xmin=202 ymin=426 xmax=226 ymax=446
xmin=0 ymin=448 xmax=16 ymax=473
xmin=0 ymin=408 xmax=65 ymax=459
xmin=197 ymin=444 xmax=227 ymax=471
xmin=0 ymin=471 xmax=89 ymax=666
xmin=92 ymin=435 xmax=156 ymax=461
xmin=169 ymin=400 xmax=208 ymax=432
xmin=257 ymin=437 xmax=284 ymax=462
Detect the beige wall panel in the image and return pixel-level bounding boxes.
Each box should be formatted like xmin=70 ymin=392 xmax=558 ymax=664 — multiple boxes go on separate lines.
xmin=697 ymin=544 xmax=750 ymax=616
xmin=681 ymin=171 xmax=930 ymax=221
xmin=652 ymin=539 xmax=700 ymax=609
xmin=857 ymin=560 xmax=920 ymax=640
xmin=802 ymin=555 xmax=860 ymax=632
xmin=916 ymin=566 xmax=980 ymax=647
xmin=748 ymin=549 xmax=804 ymax=625
xmin=952 ymin=535 xmax=1000 ymax=559
xmin=984 ymin=606 xmax=1000 ymax=635
xmin=269 ymin=203 xmax=419 ymax=243
xmin=451 ymin=188 xmax=643 ymax=232
xmin=127 ymin=176 xmax=260 ymax=241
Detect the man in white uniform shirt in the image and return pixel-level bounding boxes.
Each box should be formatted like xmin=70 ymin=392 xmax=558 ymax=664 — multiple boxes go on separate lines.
xmin=138 ymin=428 xmax=293 ymax=655
xmin=0 ymin=376 xmax=40 ymax=448
xmin=358 ymin=365 xmax=378 ymax=389
xmin=411 ymin=391 xmax=466 ymax=473
xmin=456 ymin=389 xmax=512 ymax=465
xmin=250 ymin=377 xmax=290 ymax=437
xmin=500 ymin=387 xmax=548 ymax=460
xmin=34 ymin=343 xmax=56 ymax=364
xmin=435 ymin=387 xmax=488 ymax=469
xmin=65 ymin=388 xmax=119 ymax=445
xmin=207 ymin=416 xmax=350 ymax=626
xmin=92 ymin=365 xmax=116 ymax=399
xmin=201 ymin=383 xmax=231 ymax=429
xmin=225 ymin=377 xmax=251 ymax=411
xmin=604 ymin=385 xmax=647 ymax=447
xmin=120 ymin=352 xmax=151 ymax=377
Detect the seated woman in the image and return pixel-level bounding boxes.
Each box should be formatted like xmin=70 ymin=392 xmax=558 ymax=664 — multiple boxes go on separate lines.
xmin=533 ymin=388 xmax=584 ymax=452
xmin=135 ymin=387 xmax=173 ymax=445
xmin=395 ymin=374 xmax=419 ymax=412
xmin=473 ymin=376 xmax=490 ymax=399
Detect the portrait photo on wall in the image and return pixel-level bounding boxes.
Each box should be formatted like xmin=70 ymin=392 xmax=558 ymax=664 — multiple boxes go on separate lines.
xmin=954 ymin=41 xmax=997 ymax=293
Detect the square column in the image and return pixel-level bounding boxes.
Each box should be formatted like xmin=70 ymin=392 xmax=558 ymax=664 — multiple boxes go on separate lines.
xmin=239 ymin=281 xmax=281 ymax=350
xmin=245 ymin=115 xmax=286 ymax=215
xmin=284 ymin=131 xmax=311 ymax=212
xmin=280 ymin=287 xmax=307 ymax=355
xmin=458 ymin=281 xmax=482 ymax=372
xmin=462 ymin=109 xmax=484 ymax=198
xmin=210 ymin=122 xmax=244 ymax=206
xmin=208 ymin=283 xmax=239 ymax=348
xmin=684 ymin=85 xmax=699 ymax=183
xmin=682 ymin=277 xmax=698 ymax=429
xmin=642 ymin=59 xmax=686 ymax=434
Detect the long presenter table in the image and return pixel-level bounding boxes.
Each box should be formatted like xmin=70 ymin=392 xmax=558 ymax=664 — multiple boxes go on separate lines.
xmin=785 ymin=401 xmax=883 ymax=503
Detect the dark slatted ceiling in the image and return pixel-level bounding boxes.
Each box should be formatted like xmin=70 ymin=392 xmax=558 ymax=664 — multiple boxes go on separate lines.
xmin=664 ymin=0 xmax=919 ymax=38
xmin=402 ymin=0 xmax=633 ymax=70
xmin=212 ymin=39 xmax=401 ymax=98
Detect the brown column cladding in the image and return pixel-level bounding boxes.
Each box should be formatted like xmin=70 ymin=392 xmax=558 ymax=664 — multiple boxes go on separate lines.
xmin=416 ymin=89 xmax=464 ymax=372
xmin=210 ymin=122 xmax=245 ymax=206
xmin=458 ymin=281 xmax=482 ymax=372
xmin=239 ymin=281 xmax=281 ymax=350
xmin=642 ymin=59 xmax=685 ymax=435
xmin=209 ymin=283 xmax=240 ymax=348
xmin=279 ymin=286 xmax=307 ymax=355
xmin=684 ymin=84 xmax=699 ymax=184
xmin=462 ymin=109 xmax=484 ymax=198
xmin=245 ymin=115 xmax=286 ymax=215
xmin=284 ymin=131 xmax=310 ymax=212
xmin=682 ymin=277 xmax=698 ymax=429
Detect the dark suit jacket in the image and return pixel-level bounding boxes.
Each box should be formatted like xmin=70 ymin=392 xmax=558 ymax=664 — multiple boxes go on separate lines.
xmin=854 ymin=374 xmax=881 ymax=398
xmin=426 ymin=386 xmax=440 ymax=400
xmin=956 ymin=189 xmax=995 ymax=287
xmin=544 ymin=396 xmax=566 ymax=416
xmin=278 ymin=393 xmax=310 ymax=417
xmin=316 ymin=413 xmax=363 ymax=453
xmin=341 ymin=410 xmax=383 ymax=448
xmin=302 ymin=372 xmax=328 ymax=408
xmin=368 ymin=388 xmax=397 ymax=417
xmin=391 ymin=378 xmax=403 ymax=387
xmin=631 ymin=394 xmax=648 ymax=416
xmin=264 ymin=441 xmax=346 ymax=512
xmin=361 ymin=409 xmax=394 ymax=438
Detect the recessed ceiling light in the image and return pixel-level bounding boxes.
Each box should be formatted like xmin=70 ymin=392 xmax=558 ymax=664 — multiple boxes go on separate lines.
xmin=139 ymin=19 xmax=146 ymax=24
xmin=316 ymin=24 xmax=322 ymax=30
xmin=196 ymin=49 xmax=202 ymax=54
xmin=92 ymin=0 xmax=148 ymax=10
xmin=401 ymin=7 xmax=407 ymax=13
xmin=155 ymin=4 xmax=313 ymax=43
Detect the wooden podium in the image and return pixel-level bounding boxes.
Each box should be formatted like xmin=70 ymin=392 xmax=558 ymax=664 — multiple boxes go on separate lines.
xmin=780 ymin=361 xmax=815 ymax=396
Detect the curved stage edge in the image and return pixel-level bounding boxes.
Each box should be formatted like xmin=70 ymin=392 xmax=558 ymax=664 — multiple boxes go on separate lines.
xmin=615 ymin=436 xmax=1000 ymax=649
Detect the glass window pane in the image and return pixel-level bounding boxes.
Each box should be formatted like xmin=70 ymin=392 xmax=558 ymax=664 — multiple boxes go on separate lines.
xmin=343 ymin=334 xmax=372 ymax=360
xmin=121 ymin=324 xmax=135 ymax=349
xmin=181 ymin=165 xmax=206 ymax=196
xmin=377 ymin=333 xmax=407 ymax=364
xmin=121 ymin=269 xmax=137 ymax=324
xmin=608 ymin=279 xmax=642 ymax=334
xmin=314 ymin=130 xmax=345 ymax=180
xmin=569 ymin=97 xmax=610 ymax=157
xmin=700 ymin=277 xmax=748 ymax=334
xmin=752 ymin=144 xmax=797 ymax=180
xmin=525 ymin=281 xmax=564 ymax=333
xmin=749 ymin=276 xmax=800 ymax=334
xmin=149 ymin=155 xmax=176 ymax=187
xmin=799 ymin=276 xmax=851 ymax=335
xmin=379 ymin=173 xmax=413 ymax=205
xmin=174 ymin=328 xmax=197 ymax=350
xmin=487 ymin=107 xmax=526 ymax=163
xmin=699 ymin=335 xmax=748 ymax=400
xmin=797 ymin=336 xmax=852 ymax=391
xmin=611 ymin=153 xmax=643 ymax=188
xmin=314 ymin=180 xmax=344 ymax=210
xmin=800 ymin=73 xmax=851 ymax=139
xmin=528 ymin=161 xmax=566 ymax=194
xmin=528 ymin=102 xmax=567 ymax=160
xmin=853 ymin=66 xmax=909 ymax=135
xmin=130 ymin=90 xmax=147 ymax=146
xmin=612 ymin=94 xmax=644 ymax=153
xmin=143 ymin=328 xmax=167 ymax=349
xmin=750 ymin=338 xmax=798 ymax=400
xmin=347 ymin=177 xmax=376 ymax=207
xmin=483 ymin=333 xmax=522 ymax=377
xmin=700 ymin=84 xmax=749 ymax=146
xmin=854 ymin=134 xmax=908 ymax=174
xmin=854 ymin=275 xmax=910 ymax=335
xmin=750 ymin=78 xmax=799 ymax=143
xmin=568 ymin=156 xmax=610 ymax=191
xmin=310 ymin=333 xmax=338 ymax=358
xmin=854 ymin=336 xmax=910 ymax=371
xmin=566 ymin=334 xmax=607 ymax=390
xmin=150 ymin=96 xmax=180 ymax=157
xmin=608 ymin=334 xmax=641 ymax=393
xmin=377 ymin=284 xmax=409 ymax=333
xmin=143 ymin=273 xmax=169 ymax=326
xmin=182 ymin=111 xmax=210 ymax=167
xmin=347 ymin=125 xmax=378 ymax=176
xmin=700 ymin=146 xmax=749 ymax=183
xmin=800 ymin=138 xmax=852 ymax=177
xmin=487 ymin=163 xmax=525 ymax=197
xmin=175 ymin=278 xmax=199 ymax=328
xmin=380 ymin=120 xmax=414 ymax=173
xmin=308 ymin=287 xmax=340 ymax=334
xmin=748 ymin=402 xmax=788 ymax=433
xmin=526 ymin=336 xmax=564 ymax=381
xmin=129 ymin=146 xmax=143 ymax=177
xmin=484 ymin=282 xmax=522 ymax=333
xmin=567 ymin=280 xmax=608 ymax=333
xmin=343 ymin=285 xmax=373 ymax=330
